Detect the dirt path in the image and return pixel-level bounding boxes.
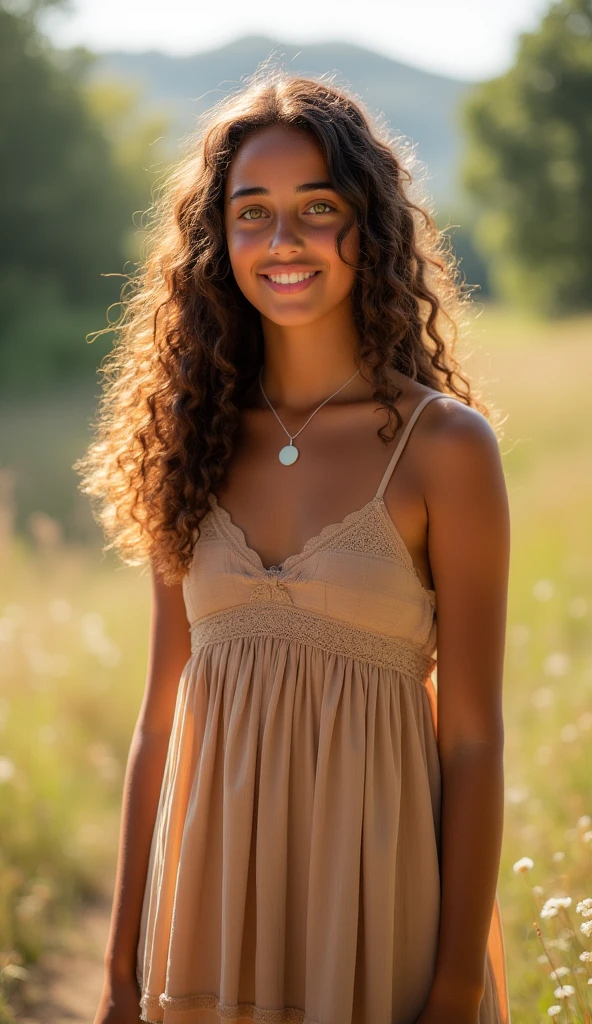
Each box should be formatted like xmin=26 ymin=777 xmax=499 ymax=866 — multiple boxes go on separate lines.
xmin=10 ymin=896 xmax=114 ymax=1024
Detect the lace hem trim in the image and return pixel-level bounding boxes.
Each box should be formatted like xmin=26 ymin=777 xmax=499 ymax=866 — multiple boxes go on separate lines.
xmin=140 ymin=990 xmax=318 ymax=1023
xmin=190 ymin=604 xmax=435 ymax=679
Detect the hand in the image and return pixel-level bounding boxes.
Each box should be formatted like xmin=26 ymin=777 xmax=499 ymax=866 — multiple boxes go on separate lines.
xmin=414 ymin=974 xmax=483 ymax=1024
xmin=93 ymin=974 xmax=142 ymax=1024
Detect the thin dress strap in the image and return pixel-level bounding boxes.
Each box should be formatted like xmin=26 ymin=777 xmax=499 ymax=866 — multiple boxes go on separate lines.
xmin=375 ymin=392 xmax=448 ymax=499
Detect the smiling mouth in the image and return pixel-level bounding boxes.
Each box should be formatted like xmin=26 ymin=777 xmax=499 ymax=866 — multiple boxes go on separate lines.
xmin=260 ymin=270 xmax=321 ymax=294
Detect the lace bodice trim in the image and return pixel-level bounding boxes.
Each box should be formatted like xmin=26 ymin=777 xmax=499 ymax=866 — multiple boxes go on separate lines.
xmin=140 ymin=990 xmax=319 ymax=1023
xmin=190 ymin=604 xmax=436 ymax=679
xmin=207 ymin=493 xmax=436 ymax=609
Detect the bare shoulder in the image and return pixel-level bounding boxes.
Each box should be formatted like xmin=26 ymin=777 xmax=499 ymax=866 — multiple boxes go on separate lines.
xmin=413 ymin=391 xmax=509 ymax=553
xmin=415 ymin=387 xmax=496 ymax=438
xmin=410 ymin=388 xmax=503 ymax=478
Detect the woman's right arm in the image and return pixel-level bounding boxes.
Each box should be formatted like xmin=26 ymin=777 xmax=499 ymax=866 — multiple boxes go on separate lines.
xmin=93 ymin=565 xmax=192 ymax=1023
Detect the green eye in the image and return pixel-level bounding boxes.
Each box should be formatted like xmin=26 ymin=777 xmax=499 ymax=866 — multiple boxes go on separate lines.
xmin=308 ymin=202 xmax=333 ymax=214
xmin=241 ymin=208 xmax=263 ymax=220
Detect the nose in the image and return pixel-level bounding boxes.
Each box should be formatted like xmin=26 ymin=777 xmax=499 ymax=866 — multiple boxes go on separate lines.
xmin=269 ymin=212 xmax=304 ymax=257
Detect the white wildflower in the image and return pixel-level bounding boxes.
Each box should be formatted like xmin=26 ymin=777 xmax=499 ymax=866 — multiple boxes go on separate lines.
xmin=513 ymin=856 xmax=534 ymax=873
xmin=545 ymin=897 xmax=572 ymax=910
xmin=544 ymin=652 xmax=571 ymax=676
xmin=547 ymin=1007 xmax=561 ymax=1017
xmin=583 ymin=831 xmax=592 ymax=844
xmin=82 ymin=611 xmax=105 ymax=646
xmin=0 ymin=617 xmax=15 ymax=643
xmin=579 ymin=951 xmax=592 ymax=962
xmin=3 ymin=603 xmax=25 ymax=625
xmin=567 ymin=596 xmax=588 ymax=618
xmin=0 ymin=756 xmax=15 ymax=782
xmin=553 ymin=984 xmax=575 ymax=998
xmin=550 ymin=966 xmax=570 ymax=980
xmin=533 ymin=579 xmax=554 ymax=601
xmin=576 ymin=898 xmax=592 ymax=917
xmin=97 ymin=639 xmax=121 ymax=669
xmin=48 ymin=598 xmax=71 ymax=623
xmin=531 ymin=687 xmax=554 ymax=708
xmin=510 ymin=623 xmax=530 ymax=645
xmin=580 ymin=920 xmax=592 ymax=937
xmin=542 ymin=905 xmax=559 ymax=919
xmin=540 ymin=651 xmax=569 ymax=675
xmin=578 ymin=816 xmax=592 ymax=829
xmin=506 ymin=785 xmax=529 ymax=804
xmin=561 ymin=724 xmax=579 ymax=742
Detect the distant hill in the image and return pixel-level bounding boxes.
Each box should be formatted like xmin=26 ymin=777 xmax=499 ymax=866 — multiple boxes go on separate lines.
xmin=86 ymin=35 xmax=475 ymax=206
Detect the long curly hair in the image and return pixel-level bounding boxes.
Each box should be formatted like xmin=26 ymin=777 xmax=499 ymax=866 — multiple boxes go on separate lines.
xmin=74 ymin=68 xmax=487 ymax=585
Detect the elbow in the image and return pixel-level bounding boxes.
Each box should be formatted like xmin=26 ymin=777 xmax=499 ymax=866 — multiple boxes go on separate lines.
xmin=439 ymin=731 xmax=505 ymax=766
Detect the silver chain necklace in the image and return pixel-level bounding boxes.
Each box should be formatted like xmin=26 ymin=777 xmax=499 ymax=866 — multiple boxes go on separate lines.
xmin=258 ymin=365 xmax=361 ymax=465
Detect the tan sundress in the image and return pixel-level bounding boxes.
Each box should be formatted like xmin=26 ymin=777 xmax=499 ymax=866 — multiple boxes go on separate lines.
xmin=136 ymin=391 xmax=511 ymax=1024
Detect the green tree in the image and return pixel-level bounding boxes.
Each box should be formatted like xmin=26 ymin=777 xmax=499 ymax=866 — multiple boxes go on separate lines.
xmin=0 ymin=6 xmax=133 ymax=312
xmin=0 ymin=3 xmax=170 ymax=392
xmin=462 ymin=0 xmax=592 ymax=315
xmin=81 ymin=75 xmax=172 ymax=266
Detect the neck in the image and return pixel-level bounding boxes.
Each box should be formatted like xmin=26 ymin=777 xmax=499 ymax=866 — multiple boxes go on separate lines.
xmin=259 ymin=300 xmax=364 ymax=411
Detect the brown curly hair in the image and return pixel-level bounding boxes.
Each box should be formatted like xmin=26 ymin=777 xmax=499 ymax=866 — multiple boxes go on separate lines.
xmin=74 ymin=68 xmax=487 ymax=585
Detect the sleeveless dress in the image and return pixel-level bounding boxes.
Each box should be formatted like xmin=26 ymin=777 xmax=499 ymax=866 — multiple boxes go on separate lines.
xmin=136 ymin=391 xmax=511 ymax=1024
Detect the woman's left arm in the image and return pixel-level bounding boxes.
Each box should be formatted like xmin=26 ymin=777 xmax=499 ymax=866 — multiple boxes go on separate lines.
xmin=416 ymin=402 xmax=511 ymax=1024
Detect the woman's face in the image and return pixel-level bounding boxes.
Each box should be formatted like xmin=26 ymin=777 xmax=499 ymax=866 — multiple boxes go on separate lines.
xmin=223 ymin=124 xmax=359 ymax=328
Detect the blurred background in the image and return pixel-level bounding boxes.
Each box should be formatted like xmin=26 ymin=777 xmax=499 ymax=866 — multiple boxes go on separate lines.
xmin=0 ymin=0 xmax=591 ymax=1020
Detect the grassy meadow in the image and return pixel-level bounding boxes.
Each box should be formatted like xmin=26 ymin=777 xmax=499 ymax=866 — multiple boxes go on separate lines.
xmin=0 ymin=303 xmax=591 ymax=1021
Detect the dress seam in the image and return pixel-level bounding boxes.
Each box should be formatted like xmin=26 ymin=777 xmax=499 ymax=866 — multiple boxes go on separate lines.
xmin=188 ymin=603 xmax=436 ymax=680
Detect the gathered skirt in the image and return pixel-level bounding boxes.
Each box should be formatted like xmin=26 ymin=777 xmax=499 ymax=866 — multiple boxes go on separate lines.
xmin=136 ymin=635 xmax=509 ymax=1024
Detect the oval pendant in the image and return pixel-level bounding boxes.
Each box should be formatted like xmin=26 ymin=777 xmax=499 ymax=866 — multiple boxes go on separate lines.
xmin=279 ymin=443 xmax=299 ymax=466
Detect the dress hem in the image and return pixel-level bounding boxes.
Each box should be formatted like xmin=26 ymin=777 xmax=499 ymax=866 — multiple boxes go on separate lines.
xmin=140 ymin=991 xmax=319 ymax=1023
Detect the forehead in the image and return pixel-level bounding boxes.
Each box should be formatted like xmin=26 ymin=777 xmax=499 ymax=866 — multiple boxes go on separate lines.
xmin=224 ymin=125 xmax=328 ymax=194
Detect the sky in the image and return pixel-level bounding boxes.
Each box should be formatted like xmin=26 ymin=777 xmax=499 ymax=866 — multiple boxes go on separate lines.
xmin=42 ymin=0 xmax=553 ymax=81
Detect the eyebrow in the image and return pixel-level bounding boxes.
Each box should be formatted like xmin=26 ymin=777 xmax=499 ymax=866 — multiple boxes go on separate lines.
xmin=228 ymin=181 xmax=336 ymax=202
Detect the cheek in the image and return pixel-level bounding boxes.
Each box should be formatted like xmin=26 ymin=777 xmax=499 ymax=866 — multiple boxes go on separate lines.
xmin=225 ymin=233 xmax=264 ymax=304
xmin=225 ymin=225 xmax=259 ymax=274
xmin=339 ymin=223 xmax=360 ymax=269
xmin=319 ymin=221 xmax=359 ymax=278
xmin=226 ymin=232 xmax=247 ymax=266
xmin=328 ymin=229 xmax=359 ymax=296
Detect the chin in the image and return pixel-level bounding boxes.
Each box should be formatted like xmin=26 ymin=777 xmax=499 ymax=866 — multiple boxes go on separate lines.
xmin=261 ymin=306 xmax=328 ymax=328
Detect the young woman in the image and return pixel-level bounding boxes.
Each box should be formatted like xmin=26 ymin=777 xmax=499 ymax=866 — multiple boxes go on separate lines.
xmin=79 ymin=71 xmax=512 ymax=1024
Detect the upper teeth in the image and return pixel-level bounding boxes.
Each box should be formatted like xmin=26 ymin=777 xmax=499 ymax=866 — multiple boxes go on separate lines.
xmin=268 ymin=271 xmax=316 ymax=284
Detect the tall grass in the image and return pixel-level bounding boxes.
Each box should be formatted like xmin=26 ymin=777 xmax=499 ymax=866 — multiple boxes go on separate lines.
xmin=0 ymin=505 xmax=150 ymax=1019
xmin=0 ymin=304 xmax=591 ymax=1021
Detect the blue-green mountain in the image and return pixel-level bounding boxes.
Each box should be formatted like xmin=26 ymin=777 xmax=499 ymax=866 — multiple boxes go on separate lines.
xmin=88 ymin=35 xmax=475 ymax=206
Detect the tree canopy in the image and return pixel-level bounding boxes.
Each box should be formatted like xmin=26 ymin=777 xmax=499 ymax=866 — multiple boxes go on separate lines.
xmin=462 ymin=0 xmax=592 ymax=315
xmin=0 ymin=6 xmax=134 ymax=316
xmin=0 ymin=4 xmax=170 ymax=391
